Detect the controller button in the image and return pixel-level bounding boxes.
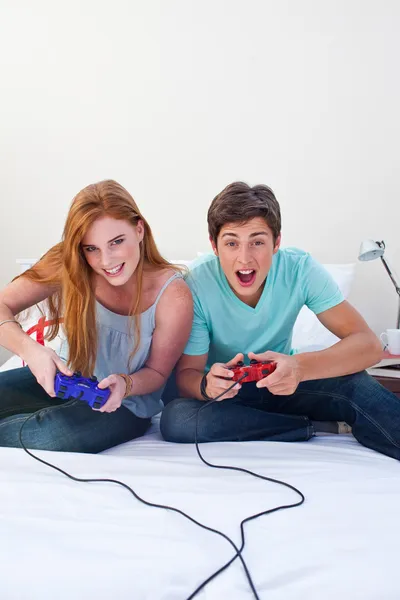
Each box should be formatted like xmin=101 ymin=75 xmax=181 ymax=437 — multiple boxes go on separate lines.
xmin=236 ymin=361 xmax=244 ymax=367
xmin=93 ymin=401 xmax=102 ymax=409
xmin=90 ymin=376 xmax=98 ymax=382
xmin=74 ymin=371 xmax=82 ymax=377
xmin=57 ymin=391 xmax=65 ymax=398
xmin=250 ymin=359 xmax=258 ymax=364
xmin=60 ymin=385 xmax=67 ymax=391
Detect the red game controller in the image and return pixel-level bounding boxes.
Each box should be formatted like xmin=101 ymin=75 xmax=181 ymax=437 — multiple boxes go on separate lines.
xmin=231 ymin=359 xmax=276 ymax=383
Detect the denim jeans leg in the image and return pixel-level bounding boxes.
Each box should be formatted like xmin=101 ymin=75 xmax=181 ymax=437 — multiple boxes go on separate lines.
xmin=160 ymin=393 xmax=313 ymax=443
xmin=0 ymin=366 xmax=60 ymax=418
xmin=274 ymin=371 xmax=400 ymax=460
xmin=0 ymin=367 xmax=151 ymax=453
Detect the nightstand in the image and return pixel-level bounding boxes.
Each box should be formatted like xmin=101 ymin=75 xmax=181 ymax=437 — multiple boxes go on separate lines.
xmin=372 ymin=352 xmax=400 ymax=398
xmin=373 ymin=376 xmax=400 ymax=398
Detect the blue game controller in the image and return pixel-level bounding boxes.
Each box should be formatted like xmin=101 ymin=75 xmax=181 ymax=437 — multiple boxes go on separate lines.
xmin=54 ymin=372 xmax=110 ymax=409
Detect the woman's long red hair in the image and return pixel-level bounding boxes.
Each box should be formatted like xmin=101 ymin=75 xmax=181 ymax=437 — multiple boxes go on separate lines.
xmin=16 ymin=180 xmax=177 ymax=376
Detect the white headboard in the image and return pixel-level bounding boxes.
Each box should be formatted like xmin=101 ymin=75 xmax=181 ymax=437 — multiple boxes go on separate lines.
xmin=16 ymin=259 xmax=38 ymax=274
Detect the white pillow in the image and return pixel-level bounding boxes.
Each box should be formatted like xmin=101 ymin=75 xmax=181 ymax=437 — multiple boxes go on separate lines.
xmin=292 ymin=263 xmax=355 ymax=352
xmin=169 ymin=259 xmax=194 ymax=267
xmin=0 ymin=302 xmax=66 ymax=372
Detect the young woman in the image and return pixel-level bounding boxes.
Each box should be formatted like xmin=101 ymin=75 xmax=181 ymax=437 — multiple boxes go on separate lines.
xmin=0 ymin=180 xmax=193 ymax=453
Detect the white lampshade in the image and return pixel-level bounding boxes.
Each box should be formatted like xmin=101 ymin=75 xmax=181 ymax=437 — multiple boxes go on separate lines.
xmin=358 ymin=239 xmax=385 ymax=262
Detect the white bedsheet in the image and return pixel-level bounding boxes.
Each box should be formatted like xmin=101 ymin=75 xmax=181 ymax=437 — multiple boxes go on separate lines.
xmin=1 ymin=418 xmax=399 ymax=600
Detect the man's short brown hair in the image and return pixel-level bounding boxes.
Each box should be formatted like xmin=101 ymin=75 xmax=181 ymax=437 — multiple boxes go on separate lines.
xmin=207 ymin=181 xmax=281 ymax=245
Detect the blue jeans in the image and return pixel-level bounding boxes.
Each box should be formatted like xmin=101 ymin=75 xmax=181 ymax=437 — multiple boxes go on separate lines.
xmin=160 ymin=371 xmax=400 ymax=461
xmin=0 ymin=367 xmax=151 ymax=453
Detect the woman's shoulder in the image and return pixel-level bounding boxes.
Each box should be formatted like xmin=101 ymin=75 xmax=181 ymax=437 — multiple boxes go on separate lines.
xmin=140 ymin=265 xmax=190 ymax=309
xmin=143 ymin=266 xmax=182 ymax=291
xmin=148 ymin=268 xmax=192 ymax=309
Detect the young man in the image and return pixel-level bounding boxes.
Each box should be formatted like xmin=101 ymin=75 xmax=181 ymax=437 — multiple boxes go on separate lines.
xmin=160 ymin=182 xmax=400 ymax=461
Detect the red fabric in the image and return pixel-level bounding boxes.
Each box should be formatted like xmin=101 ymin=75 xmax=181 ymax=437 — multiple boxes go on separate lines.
xmin=22 ymin=317 xmax=63 ymax=366
xmin=25 ymin=317 xmax=61 ymax=346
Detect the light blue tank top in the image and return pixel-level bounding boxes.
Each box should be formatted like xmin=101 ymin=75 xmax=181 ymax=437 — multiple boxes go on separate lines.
xmin=59 ymin=272 xmax=181 ymax=419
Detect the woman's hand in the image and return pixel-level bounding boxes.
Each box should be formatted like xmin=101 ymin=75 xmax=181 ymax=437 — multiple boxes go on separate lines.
xmin=23 ymin=346 xmax=73 ymax=397
xmin=96 ymin=374 xmax=127 ymax=413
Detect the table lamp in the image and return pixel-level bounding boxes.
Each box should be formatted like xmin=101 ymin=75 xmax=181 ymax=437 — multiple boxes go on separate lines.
xmin=358 ymin=240 xmax=400 ymax=329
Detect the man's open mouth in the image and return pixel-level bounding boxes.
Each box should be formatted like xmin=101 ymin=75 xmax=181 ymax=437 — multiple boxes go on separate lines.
xmin=236 ymin=269 xmax=256 ymax=287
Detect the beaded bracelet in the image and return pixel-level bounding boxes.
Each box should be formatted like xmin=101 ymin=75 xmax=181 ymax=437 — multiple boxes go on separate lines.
xmin=118 ymin=373 xmax=133 ymax=398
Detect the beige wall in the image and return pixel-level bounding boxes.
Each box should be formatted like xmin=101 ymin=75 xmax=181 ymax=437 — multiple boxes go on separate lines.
xmin=0 ymin=0 xmax=399 ymax=347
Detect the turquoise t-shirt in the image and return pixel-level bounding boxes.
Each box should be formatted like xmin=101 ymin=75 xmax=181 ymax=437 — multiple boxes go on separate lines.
xmin=184 ymin=248 xmax=344 ymax=368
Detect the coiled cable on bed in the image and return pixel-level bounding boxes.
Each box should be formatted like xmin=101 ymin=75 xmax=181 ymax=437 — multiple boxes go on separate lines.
xmin=19 ymin=376 xmax=305 ymax=600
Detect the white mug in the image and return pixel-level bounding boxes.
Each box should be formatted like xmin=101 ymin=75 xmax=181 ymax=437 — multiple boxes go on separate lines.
xmin=380 ymin=329 xmax=400 ymax=355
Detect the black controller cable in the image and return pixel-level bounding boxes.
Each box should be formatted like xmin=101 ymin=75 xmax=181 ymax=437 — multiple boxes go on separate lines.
xmin=18 ymin=374 xmax=305 ymax=600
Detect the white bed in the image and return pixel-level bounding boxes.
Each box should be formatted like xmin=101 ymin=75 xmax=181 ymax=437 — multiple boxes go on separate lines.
xmin=2 ymin=416 xmax=400 ymax=600
xmin=1 ymin=260 xmax=399 ymax=599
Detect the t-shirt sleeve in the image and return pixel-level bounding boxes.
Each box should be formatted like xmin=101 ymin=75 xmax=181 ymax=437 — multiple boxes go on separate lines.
xmin=183 ymin=285 xmax=210 ymax=356
xmin=301 ymin=255 xmax=344 ymax=314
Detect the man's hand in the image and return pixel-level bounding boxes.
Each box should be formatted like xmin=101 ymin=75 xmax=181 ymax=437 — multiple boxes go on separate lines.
xmin=204 ymin=353 xmax=244 ymax=401
xmin=248 ymin=351 xmax=303 ymax=395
